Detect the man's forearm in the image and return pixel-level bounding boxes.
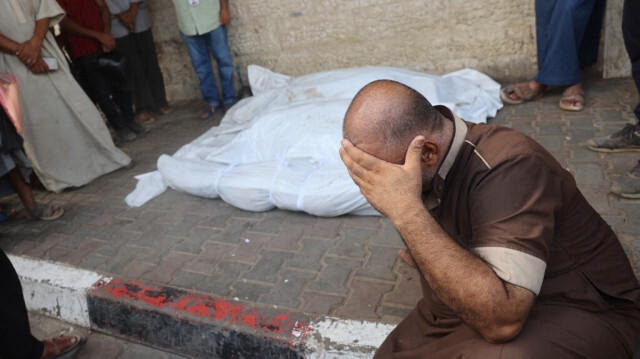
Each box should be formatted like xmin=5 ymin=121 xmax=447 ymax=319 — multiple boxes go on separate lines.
xmin=394 ymin=206 xmax=533 ymax=343
xmin=0 ymin=34 xmax=20 ymax=55
xmin=59 ymin=17 xmax=102 ymax=40
xmin=31 ymin=18 xmax=51 ymax=47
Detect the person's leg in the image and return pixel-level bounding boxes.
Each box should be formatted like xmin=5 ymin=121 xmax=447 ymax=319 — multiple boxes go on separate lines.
xmin=133 ymin=30 xmax=170 ymax=112
xmin=180 ymin=31 xmax=221 ymax=118
xmin=534 ymin=0 xmax=597 ymax=86
xmin=0 ymin=249 xmax=44 ymax=359
xmin=74 ymin=53 xmax=136 ymax=141
xmin=205 ymin=26 xmax=236 ymax=109
xmin=623 ymin=0 xmax=640 ymax=125
xmin=587 ymin=0 xmax=640 ymax=152
xmin=116 ymin=34 xmax=155 ymax=117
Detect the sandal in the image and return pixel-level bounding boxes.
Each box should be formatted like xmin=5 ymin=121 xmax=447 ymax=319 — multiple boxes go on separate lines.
xmin=559 ymin=85 xmax=584 ymax=111
xmin=500 ymin=82 xmax=545 ymax=105
xmin=199 ymin=105 xmax=216 ymax=120
xmin=41 ymin=333 xmax=85 ymax=359
xmin=30 ymin=204 xmax=64 ymax=221
xmin=158 ymin=105 xmax=173 ymax=115
xmin=137 ymin=110 xmax=155 ymax=125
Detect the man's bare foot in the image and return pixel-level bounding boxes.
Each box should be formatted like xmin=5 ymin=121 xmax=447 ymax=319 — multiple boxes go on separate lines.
xmin=398 ymin=249 xmax=417 ymax=268
xmin=500 ymin=80 xmax=546 ymax=105
xmin=559 ymin=83 xmax=584 ymax=111
xmin=40 ymin=334 xmax=84 ymax=359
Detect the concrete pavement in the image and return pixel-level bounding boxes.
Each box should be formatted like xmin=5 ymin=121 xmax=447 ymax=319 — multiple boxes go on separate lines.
xmin=2 ymin=74 xmax=639 ymax=357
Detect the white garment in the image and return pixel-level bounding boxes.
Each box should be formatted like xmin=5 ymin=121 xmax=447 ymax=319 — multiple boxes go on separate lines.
xmin=0 ymin=0 xmax=131 ymax=192
xmin=126 ymin=65 xmax=503 ymax=216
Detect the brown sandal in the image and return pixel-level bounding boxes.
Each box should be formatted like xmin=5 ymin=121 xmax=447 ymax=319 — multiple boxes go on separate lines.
xmin=559 ymin=86 xmax=584 ymax=111
xmin=41 ymin=333 xmax=85 ymax=359
xmin=500 ymin=82 xmax=545 ymax=105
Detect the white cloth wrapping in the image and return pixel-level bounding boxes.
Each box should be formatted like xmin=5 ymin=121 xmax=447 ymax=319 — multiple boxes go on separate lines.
xmin=126 ymin=65 xmax=503 ymax=216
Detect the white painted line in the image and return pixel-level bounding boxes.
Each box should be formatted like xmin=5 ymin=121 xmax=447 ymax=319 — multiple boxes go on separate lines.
xmin=306 ymin=318 xmax=395 ymax=358
xmin=8 ymin=255 xmax=107 ymax=327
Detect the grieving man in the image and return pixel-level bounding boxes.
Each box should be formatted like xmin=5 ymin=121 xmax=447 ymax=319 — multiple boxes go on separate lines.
xmin=339 ymin=80 xmax=640 ymax=358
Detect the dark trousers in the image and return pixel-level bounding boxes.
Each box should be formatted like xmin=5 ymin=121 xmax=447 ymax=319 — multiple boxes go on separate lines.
xmin=116 ymin=30 xmax=168 ymax=113
xmin=534 ymin=0 xmax=606 ymax=86
xmin=623 ymin=0 xmax=640 ymax=124
xmin=0 ymin=249 xmax=42 ymax=359
xmin=74 ymin=51 xmax=135 ymax=130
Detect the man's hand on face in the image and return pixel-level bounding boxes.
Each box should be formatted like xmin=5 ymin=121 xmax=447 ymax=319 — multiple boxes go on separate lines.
xmin=339 ymin=136 xmax=426 ymax=223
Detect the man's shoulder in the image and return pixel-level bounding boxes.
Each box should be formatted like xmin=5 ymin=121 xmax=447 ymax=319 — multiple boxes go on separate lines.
xmin=466 ymin=123 xmax=549 ymax=166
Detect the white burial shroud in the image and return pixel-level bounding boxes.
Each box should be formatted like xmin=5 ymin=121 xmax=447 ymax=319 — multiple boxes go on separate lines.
xmin=125 ymin=65 xmax=503 ymax=217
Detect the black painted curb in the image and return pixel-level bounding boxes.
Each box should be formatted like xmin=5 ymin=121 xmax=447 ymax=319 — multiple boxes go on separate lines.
xmin=87 ymin=278 xmax=312 ymax=358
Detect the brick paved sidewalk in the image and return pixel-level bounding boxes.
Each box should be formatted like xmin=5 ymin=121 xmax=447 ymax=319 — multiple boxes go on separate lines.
xmin=1 ymin=75 xmax=639 ymax=331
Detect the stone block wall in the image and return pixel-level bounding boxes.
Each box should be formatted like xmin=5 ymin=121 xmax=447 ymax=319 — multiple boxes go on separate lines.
xmin=147 ymin=0 xmax=537 ymax=102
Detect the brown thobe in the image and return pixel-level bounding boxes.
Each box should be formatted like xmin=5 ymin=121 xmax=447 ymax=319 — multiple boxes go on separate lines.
xmin=375 ymin=106 xmax=640 ymax=358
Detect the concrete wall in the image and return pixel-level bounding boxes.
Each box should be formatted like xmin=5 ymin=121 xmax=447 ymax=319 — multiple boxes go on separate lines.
xmin=147 ymin=0 xmax=625 ymax=103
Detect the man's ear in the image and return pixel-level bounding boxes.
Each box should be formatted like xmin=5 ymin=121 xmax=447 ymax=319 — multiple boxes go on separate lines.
xmin=421 ymin=141 xmax=439 ymax=166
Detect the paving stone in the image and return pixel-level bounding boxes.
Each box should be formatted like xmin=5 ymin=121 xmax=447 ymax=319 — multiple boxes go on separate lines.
xmin=231 ymin=233 xmax=270 ymax=263
xmin=342 ymin=215 xmax=382 ymax=229
xmin=250 ymin=212 xmax=285 ymax=234
xmin=330 ymin=226 xmax=377 ymax=258
xmin=197 ymin=261 xmax=252 ymax=295
xmin=232 ymin=281 xmax=272 ymax=301
xmin=532 ymin=135 xmax=565 ymax=153
xmin=287 ymin=237 xmax=333 ymax=271
xmin=171 ymin=270 xmax=208 ymax=289
xmin=304 ymin=217 xmax=344 ymax=238
xmin=172 ymin=227 xmax=220 ymax=254
xmin=81 ymin=252 xmax=112 ymax=271
xmin=300 ymin=292 xmax=344 ymax=315
xmin=182 ymin=242 xmax=234 ymax=275
xmin=308 ymin=256 xmax=362 ymax=294
xmin=332 ymin=278 xmax=394 ymax=320
xmin=569 ymin=145 xmax=606 ymax=163
xmin=132 ymin=224 xmax=172 ymax=247
xmin=384 ymin=264 xmax=423 ymax=308
xmin=214 ymin=218 xmax=254 ymax=244
xmin=243 ymin=250 xmax=294 ymax=283
xmin=571 ymin=164 xmax=606 ymax=186
xmin=263 ymin=222 xmax=305 ymax=250
xmin=165 ymin=214 xmax=208 ymax=237
xmin=141 ymin=251 xmax=197 ymax=284
xmin=357 ymin=245 xmax=400 ymax=281
xmin=122 ymin=261 xmax=157 ymax=280
xmin=377 ymin=305 xmax=412 ymax=321
xmin=372 ymin=219 xmax=404 ymax=246
xmin=99 ymin=245 xmax=148 ymax=274
xmin=260 ymin=268 xmax=317 ymax=308
xmin=536 ymin=123 xmax=565 ymax=136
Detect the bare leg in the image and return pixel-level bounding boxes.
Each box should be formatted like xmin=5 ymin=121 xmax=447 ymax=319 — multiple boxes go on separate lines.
xmin=6 ymin=168 xmax=36 ymax=214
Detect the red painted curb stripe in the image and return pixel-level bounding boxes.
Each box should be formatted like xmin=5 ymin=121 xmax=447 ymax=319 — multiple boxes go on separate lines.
xmin=93 ymin=278 xmax=312 ymax=342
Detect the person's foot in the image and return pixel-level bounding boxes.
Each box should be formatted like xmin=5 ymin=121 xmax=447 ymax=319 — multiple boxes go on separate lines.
xmin=158 ymin=105 xmax=173 ymax=115
xmin=137 ymin=110 xmax=155 ymax=125
xmin=611 ymin=174 xmax=640 ymax=199
xmin=29 ymin=204 xmax=64 ymax=221
xmin=199 ymin=105 xmax=217 ymax=120
xmin=116 ymin=127 xmax=137 ymax=142
xmin=500 ymin=80 xmax=546 ymax=105
xmin=127 ymin=121 xmax=150 ymax=135
xmin=559 ymin=83 xmax=584 ymax=111
xmin=40 ymin=334 xmax=85 ymax=359
xmin=587 ymin=123 xmax=640 ymax=152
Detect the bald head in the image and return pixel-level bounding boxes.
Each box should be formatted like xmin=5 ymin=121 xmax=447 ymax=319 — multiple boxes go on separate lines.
xmin=343 ymin=80 xmax=448 ymax=163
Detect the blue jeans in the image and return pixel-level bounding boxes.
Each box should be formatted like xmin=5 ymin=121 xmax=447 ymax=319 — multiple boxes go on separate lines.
xmin=180 ymin=26 xmax=236 ymax=108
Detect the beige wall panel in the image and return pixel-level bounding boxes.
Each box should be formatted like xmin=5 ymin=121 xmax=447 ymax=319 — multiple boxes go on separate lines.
xmin=148 ymin=0 xmax=624 ymax=102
